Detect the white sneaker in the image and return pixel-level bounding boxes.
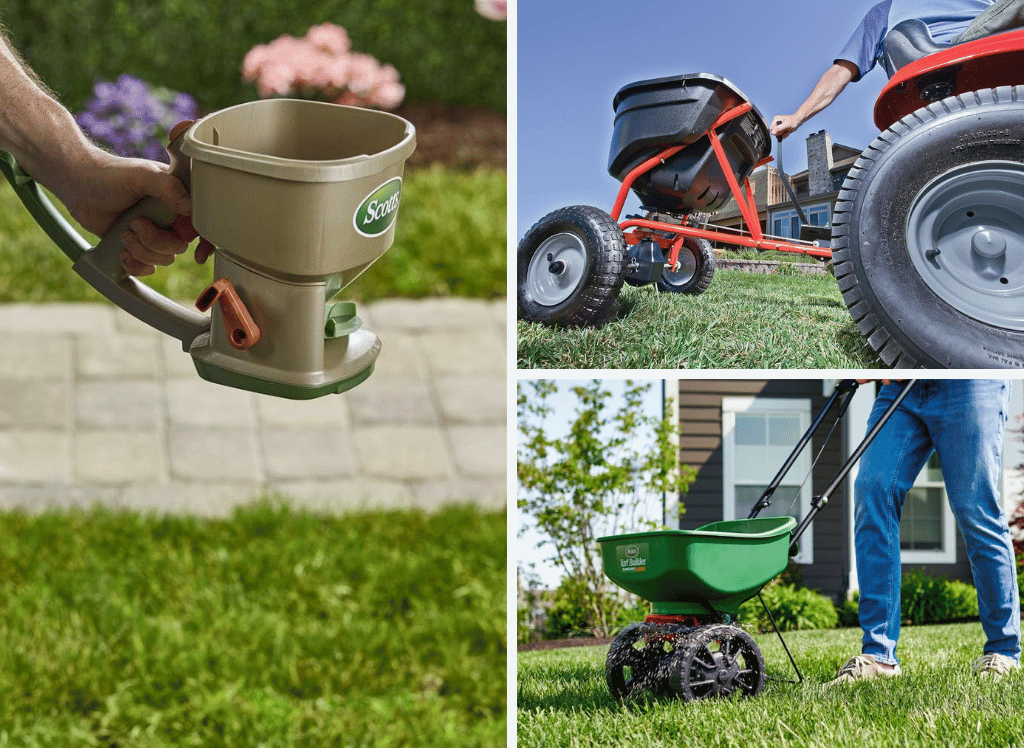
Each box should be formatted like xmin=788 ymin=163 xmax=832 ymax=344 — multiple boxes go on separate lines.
xmin=972 ymin=653 xmax=1019 ymax=680
xmin=826 ymin=654 xmax=902 ymax=686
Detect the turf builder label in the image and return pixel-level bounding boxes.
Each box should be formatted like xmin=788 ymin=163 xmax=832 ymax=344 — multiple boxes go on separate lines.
xmin=616 ymin=543 xmax=649 ymax=573
xmin=354 ymin=177 xmax=403 ymax=237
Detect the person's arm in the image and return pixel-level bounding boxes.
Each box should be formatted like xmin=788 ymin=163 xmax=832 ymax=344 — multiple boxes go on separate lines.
xmin=0 ymin=32 xmax=193 ymax=276
xmin=770 ymin=60 xmax=858 ymax=140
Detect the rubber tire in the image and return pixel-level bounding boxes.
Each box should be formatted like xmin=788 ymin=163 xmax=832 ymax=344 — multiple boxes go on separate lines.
xmin=668 ymin=624 xmax=765 ymax=702
xmin=656 ymin=237 xmax=715 ymax=295
xmin=517 ymin=205 xmax=626 ymax=326
xmin=833 ymin=86 xmax=1024 ymax=368
xmin=604 ymin=623 xmax=675 ymax=700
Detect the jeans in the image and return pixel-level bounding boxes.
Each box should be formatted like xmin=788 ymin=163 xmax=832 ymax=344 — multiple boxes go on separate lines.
xmin=853 ymin=379 xmax=1021 ymax=666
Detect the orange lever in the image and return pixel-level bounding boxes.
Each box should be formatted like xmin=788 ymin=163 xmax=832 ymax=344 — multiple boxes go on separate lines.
xmin=195 ymin=278 xmax=261 ymax=350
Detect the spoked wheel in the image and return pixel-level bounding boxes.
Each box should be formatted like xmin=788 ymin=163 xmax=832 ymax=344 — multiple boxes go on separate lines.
xmin=657 ymin=237 xmax=715 ymax=295
xmin=669 ymin=624 xmax=765 ymax=702
xmin=605 ymin=623 xmax=690 ymax=700
xmin=833 ymin=86 xmax=1024 ymax=368
xmin=517 ymin=205 xmax=626 ymax=326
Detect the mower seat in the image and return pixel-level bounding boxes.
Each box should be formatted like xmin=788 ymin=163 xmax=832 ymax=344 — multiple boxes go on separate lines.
xmin=881 ymin=19 xmax=947 ymax=77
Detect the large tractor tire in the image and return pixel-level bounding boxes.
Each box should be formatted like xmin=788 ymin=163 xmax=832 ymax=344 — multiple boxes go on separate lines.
xmin=833 ymin=86 xmax=1024 ymax=368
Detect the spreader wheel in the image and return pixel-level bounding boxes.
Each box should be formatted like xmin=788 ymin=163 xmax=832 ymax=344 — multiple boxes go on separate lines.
xmin=517 ymin=206 xmax=626 ymax=326
xmin=668 ymin=624 xmax=765 ymax=701
xmin=833 ymin=86 xmax=1024 ymax=368
xmin=657 ymin=237 xmax=715 ymax=295
xmin=605 ymin=623 xmax=686 ymax=700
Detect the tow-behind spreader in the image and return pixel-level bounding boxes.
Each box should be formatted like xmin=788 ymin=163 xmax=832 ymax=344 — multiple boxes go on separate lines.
xmin=517 ymin=73 xmax=827 ymax=329
xmin=597 ymin=380 xmax=915 ymax=702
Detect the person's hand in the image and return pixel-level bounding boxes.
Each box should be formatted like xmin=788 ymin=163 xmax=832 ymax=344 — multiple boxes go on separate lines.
xmin=55 ymin=146 xmax=198 ymax=277
xmin=770 ymin=114 xmax=802 ymax=140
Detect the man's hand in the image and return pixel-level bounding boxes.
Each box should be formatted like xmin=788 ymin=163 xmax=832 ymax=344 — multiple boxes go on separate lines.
xmin=770 ymin=114 xmax=802 ymax=140
xmin=57 ymin=148 xmax=194 ymax=277
xmin=769 ymin=61 xmax=857 ymax=142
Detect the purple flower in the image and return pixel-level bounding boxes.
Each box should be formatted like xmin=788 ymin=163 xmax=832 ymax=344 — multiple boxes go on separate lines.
xmin=76 ymin=76 xmax=199 ymax=161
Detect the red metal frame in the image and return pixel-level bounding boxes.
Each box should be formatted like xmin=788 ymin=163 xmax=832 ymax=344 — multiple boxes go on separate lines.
xmin=609 ymin=102 xmax=833 ymax=266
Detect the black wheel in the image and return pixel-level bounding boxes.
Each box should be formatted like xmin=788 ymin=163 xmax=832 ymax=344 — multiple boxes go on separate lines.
xmin=668 ymin=624 xmax=765 ymax=701
xmin=833 ymin=86 xmax=1024 ymax=368
xmin=517 ymin=205 xmax=626 ymax=326
xmin=605 ymin=623 xmax=686 ymax=700
xmin=656 ymin=237 xmax=715 ymax=295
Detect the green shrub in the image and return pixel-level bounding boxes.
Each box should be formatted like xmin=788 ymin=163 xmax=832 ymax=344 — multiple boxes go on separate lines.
xmin=1017 ymin=553 xmax=1024 ymax=601
xmin=836 ymin=593 xmax=860 ymax=628
xmin=900 ymin=570 xmax=979 ymax=625
xmin=739 ymin=583 xmax=838 ymax=633
xmin=3 ymin=0 xmax=505 ymax=111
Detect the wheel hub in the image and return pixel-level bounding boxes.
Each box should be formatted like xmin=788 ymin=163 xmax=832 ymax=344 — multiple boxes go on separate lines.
xmin=525 ymin=232 xmax=587 ymax=307
xmin=663 ymin=243 xmax=697 ymax=285
xmin=906 ymin=161 xmax=1024 ymax=330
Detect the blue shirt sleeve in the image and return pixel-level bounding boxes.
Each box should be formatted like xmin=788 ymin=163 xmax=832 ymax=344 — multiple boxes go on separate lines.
xmin=836 ymin=0 xmax=892 ymax=81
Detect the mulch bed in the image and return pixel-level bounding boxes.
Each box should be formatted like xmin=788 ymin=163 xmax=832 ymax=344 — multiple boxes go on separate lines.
xmin=518 ymin=637 xmax=612 ymax=652
xmin=393 ymin=102 xmax=505 ymax=169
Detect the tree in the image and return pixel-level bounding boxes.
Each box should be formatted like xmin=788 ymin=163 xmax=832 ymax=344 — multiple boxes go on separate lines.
xmin=517 ymin=380 xmax=696 ymax=637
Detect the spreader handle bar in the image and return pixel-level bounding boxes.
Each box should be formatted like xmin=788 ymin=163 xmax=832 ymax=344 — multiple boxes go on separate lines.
xmin=789 ymin=379 xmax=917 ymax=553
xmin=748 ymin=379 xmax=859 ymax=519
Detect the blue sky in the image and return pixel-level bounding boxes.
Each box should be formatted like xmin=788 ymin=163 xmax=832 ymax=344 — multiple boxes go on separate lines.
xmin=517 ymin=0 xmax=891 ymax=239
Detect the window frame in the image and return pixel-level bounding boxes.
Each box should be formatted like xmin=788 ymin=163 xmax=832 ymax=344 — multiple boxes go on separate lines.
xmin=722 ymin=396 xmax=813 ymax=564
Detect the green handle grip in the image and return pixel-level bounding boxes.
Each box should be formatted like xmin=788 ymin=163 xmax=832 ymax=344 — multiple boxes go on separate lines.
xmin=0 ymin=131 xmax=210 ymax=348
xmin=0 ymin=150 xmax=90 ymax=261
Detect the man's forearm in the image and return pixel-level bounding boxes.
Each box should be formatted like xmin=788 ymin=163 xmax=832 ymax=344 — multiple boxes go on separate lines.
xmin=0 ymin=30 xmax=96 ymax=195
xmin=791 ymin=62 xmax=857 ymax=128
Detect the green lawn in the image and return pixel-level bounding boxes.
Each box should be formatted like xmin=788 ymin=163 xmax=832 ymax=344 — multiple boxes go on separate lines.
xmin=0 ymin=164 xmax=505 ymax=303
xmin=518 ymin=623 xmax=1023 ymax=747
xmin=0 ymin=501 xmax=505 ymax=746
xmin=517 ymin=270 xmax=884 ymax=369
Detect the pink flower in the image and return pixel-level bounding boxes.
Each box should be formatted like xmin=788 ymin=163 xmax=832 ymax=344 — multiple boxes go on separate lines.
xmin=257 ymin=60 xmax=295 ymax=97
xmin=373 ymin=81 xmax=405 ymax=110
xmin=475 ymin=0 xmax=507 ymax=21
xmin=241 ymin=44 xmax=271 ymax=80
xmin=242 ymin=23 xmax=404 ymax=110
xmin=306 ymin=22 xmax=350 ymax=54
xmin=346 ymin=53 xmax=379 ymax=95
xmin=327 ymin=57 xmax=351 ymax=91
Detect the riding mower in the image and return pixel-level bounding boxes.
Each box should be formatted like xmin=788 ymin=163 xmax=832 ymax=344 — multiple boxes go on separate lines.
xmin=519 ymin=23 xmax=1024 ymax=369
xmin=835 ymin=21 xmax=1024 ymax=368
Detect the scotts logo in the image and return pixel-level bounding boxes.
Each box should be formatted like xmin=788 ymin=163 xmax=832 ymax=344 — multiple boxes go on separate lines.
xmin=354 ymin=177 xmax=402 ymax=237
xmin=625 ymin=545 xmax=639 ymax=559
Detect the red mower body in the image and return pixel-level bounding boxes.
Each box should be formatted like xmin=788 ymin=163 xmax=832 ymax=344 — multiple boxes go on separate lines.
xmin=875 ymin=28 xmax=1024 ymax=130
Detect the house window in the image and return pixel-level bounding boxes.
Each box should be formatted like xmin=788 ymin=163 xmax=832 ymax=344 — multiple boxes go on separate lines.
xmin=771 ymin=205 xmax=830 ymax=238
xmin=900 ymin=453 xmax=957 ymax=563
xmin=722 ymin=397 xmax=812 ymax=563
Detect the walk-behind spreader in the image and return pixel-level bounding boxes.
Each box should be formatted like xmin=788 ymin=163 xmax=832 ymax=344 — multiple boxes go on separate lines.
xmin=597 ymin=379 xmax=915 ymax=702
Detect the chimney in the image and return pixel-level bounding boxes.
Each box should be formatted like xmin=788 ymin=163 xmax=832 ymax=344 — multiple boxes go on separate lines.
xmin=806 ymin=130 xmax=834 ymax=197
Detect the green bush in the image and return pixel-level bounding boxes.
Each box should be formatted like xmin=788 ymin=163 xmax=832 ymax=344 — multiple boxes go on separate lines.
xmin=1017 ymin=553 xmax=1024 ymax=601
xmin=836 ymin=593 xmax=860 ymax=628
xmin=739 ymin=583 xmax=838 ymax=633
xmin=3 ymin=0 xmax=505 ymax=111
xmin=901 ymin=570 xmax=978 ymax=625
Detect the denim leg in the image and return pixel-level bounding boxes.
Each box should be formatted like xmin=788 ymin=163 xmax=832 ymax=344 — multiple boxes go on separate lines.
xmin=920 ymin=380 xmax=1021 ymax=663
xmin=853 ymin=384 xmax=935 ymax=666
